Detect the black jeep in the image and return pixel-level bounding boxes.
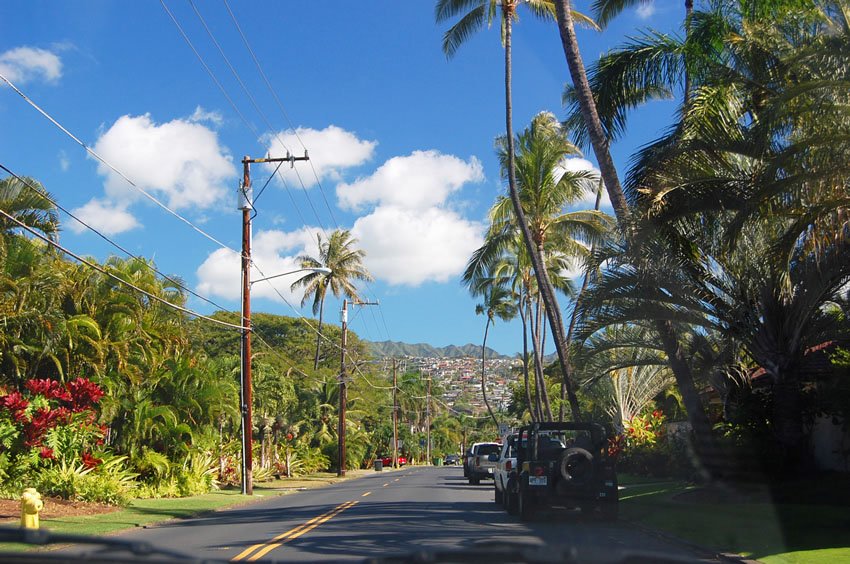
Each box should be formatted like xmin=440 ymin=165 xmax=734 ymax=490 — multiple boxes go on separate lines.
xmin=506 ymin=422 xmax=618 ymax=521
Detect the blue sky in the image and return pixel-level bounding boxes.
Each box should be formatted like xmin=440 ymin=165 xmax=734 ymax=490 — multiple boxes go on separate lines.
xmin=0 ymin=1 xmax=682 ymax=356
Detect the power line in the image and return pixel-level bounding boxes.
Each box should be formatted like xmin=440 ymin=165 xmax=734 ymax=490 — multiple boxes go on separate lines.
xmin=222 ymin=0 xmax=340 ymax=229
xmin=183 ymin=2 xmax=394 ymax=346
xmin=0 ymin=207 xmax=246 ymax=332
xmin=0 ymin=71 xmax=235 ymax=254
xmin=0 ymin=163 xmax=231 ymax=313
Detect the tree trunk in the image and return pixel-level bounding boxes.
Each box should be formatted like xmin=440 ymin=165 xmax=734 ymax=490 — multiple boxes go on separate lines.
xmin=560 ymin=179 xmax=603 ymax=422
xmin=533 ymin=299 xmax=554 ymax=421
xmin=502 ymin=5 xmax=583 ymax=424
xmin=519 ymin=296 xmax=537 ymax=422
xmin=553 ymin=0 xmax=718 ymax=467
xmin=772 ymin=367 xmax=805 ymax=474
xmin=481 ymin=317 xmax=499 ymax=428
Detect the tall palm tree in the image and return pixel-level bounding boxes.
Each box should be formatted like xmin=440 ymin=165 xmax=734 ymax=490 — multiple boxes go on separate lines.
xmin=290 ymin=229 xmax=373 ymax=370
xmin=492 ymin=111 xmax=613 ymax=419
xmin=475 ymin=283 xmax=517 ymax=427
xmin=436 ymin=2 xmax=599 ymax=418
xmin=551 ymin=0 xmax=724 ymax=461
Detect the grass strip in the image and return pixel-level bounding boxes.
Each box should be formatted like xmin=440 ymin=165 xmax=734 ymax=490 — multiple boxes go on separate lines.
xmin=620 ymin=480 xmax=850 ymax=564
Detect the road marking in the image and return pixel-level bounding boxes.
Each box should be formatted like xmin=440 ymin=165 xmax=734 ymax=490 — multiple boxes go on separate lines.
xmin=361 ymin=491 xmax=372 ymax=497
xmin=231 ymin=501 xmax=358 ymax=562
xmin=393 ymin=478 xmax=400 ymax=482
xmin=382 ymin=483 xmax=389 ymax=487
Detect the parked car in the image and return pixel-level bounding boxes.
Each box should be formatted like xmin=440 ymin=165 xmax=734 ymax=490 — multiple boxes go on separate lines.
xmin=492 ymin=434 xmax=518 ymax=506
xmin=505 ymin=422 xmax=618 ymax=521
xmin=466 ymin=442 xmax=501 ymax=484
xmin=444 ymin=454 xmax=460 ymax=465
xmin=380 ymin=455 xmax=407 ymax=467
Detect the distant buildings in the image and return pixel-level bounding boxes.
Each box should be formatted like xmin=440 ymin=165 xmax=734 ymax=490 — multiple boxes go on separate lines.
xmin=398 ymin=356 xmax=521 ymax=416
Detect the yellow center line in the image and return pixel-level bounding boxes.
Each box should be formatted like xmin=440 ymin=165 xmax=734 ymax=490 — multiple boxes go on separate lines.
xmin=361 ymin=491 xmax=372 ymax=497
xmin=231 ymin=501 xmax=358 ymax=562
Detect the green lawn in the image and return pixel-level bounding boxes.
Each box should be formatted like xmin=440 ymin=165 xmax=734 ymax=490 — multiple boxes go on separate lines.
xmin=619 ymin=477 xmax=850 ymax=563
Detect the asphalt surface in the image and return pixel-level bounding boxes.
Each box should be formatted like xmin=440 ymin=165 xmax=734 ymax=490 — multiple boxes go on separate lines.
xmin=67 ymin=466 xmax=728 ymax=563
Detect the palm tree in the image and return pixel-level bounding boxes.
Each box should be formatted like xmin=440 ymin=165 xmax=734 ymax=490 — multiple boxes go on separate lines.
xmin=492 ymin=111 xmax=613 ymax=419
xmin=0 ymin=175 xmax=60 ymax=260
xmin=551 ymin=0 xmax=728 ymax=462
xmin=475 ymin=283 xmax=517 ymax=427
xmin=290 ymin=229 xmax=373 ymax=370
xmin=436 ymin=2 xmax=600 ymax=418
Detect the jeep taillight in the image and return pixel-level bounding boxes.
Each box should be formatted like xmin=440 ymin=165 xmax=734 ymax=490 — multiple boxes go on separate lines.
xmin=505 ymin=460 xmax=512 ymax=471
xmin=532 ymin=465 xmax=546 ymax=477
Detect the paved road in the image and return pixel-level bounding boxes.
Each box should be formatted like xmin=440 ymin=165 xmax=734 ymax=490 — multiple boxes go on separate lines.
xmin=71 ymin=466 xmax=724 ymax=562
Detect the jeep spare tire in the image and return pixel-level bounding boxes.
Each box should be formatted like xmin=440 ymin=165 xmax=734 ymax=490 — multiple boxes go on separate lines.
xmin=558 ymin=448 xmax=593 ymax=484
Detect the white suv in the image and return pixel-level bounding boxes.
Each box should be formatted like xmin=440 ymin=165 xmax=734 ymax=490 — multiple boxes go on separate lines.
xmin=493 ymin=434 xmax=518 ymax=505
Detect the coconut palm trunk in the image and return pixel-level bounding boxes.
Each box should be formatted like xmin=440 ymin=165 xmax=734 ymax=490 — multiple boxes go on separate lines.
xmin=553 ymin=0 xmax=717 ymax=464
xmin=519 ymin=294 xmax=538 ymax=422
xmin=481 ymin=316 xmax=499 ymax=428
xmin=501 ymin=3 xmax=585 ymax=423
xmin=532 ymin=300 xmax=554 ymax=421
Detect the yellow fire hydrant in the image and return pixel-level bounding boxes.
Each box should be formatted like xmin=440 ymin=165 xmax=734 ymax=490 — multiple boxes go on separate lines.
xmin=20 ymin=488 xmax=43 ymax=529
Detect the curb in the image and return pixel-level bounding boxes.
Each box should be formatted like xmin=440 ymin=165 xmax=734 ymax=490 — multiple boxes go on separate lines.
xmin=624 ymin=518 xmax=760 ymax=563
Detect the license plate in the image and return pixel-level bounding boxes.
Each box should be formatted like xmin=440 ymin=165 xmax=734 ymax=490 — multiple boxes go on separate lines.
xmin=529 ymin=476 xmax=547 ymax=486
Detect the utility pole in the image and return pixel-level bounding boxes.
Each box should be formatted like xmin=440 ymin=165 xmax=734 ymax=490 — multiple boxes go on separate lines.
xmin=392 ymin=359 xmax=398 ymax=469
xmin=426 ymin=376 xmax=431 ymax=464
xmin=240 ymin=152 xmax=308 ymax=496
xmin=338 ymin=298 xmax=348 ymax=477
xmin=338 ymin=298 xmax=378 ymax=477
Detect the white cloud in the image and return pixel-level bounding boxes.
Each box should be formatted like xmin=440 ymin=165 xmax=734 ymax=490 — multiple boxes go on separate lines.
xmin=196 ymin=227 xmax=320 ymax=303
xmin=636 ymin=1 xmax=656 ymax=19
xmin=0 ymin=46 xmax=62 ymax=85
xmin=67 ymin=199 xmax=140 ymax=235
xmin=339 ymin=150 xmax=486 ymax=286
xmin=337 ymin=150 xmax=484 ymax=212
xmin=558 ymin=157 xmax=612 ymax=209
xmin=263 ymin=125 xmax=376 ymax=187
xmin=92 ymin=114 xmax=236 ymax=210
xmin=352 ymin=206 xmax=484 ymax=286
xmin=189 ymin=106 xmax=223 ymax=127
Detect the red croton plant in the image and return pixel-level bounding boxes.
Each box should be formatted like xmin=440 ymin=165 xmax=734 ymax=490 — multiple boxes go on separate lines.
xmin=0 ymin=377 xmax=106 ymax=473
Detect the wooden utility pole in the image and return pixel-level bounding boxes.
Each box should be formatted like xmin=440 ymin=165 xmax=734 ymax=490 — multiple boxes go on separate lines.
xmin=338 ymin=299 xmax=349 ymax=477
xmin=240 ymin=156 xmax=253 ymax=495
xmin=338 ymin=298 xmax=379 ymax=476
xmin=240 ymin=152 xmax=308 ymax=495
xmin=426 ymin=376 xmax=431 ymax=464
xmin=392 ymin=359 xmax=398 ymax=469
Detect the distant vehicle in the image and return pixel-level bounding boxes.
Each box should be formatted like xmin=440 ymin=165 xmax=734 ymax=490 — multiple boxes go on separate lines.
xmin=466 ymin=442 xmax=501 ymax=484
xmin=380 ymin=455 xmax=407 ymax=467
xmin=505 ymin=422 xmax=618 ymax=521
xmin=444 ymin=454 xmax=460 ymax=465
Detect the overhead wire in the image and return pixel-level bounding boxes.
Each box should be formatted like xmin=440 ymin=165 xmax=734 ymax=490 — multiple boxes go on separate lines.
xmin=0 ymin=163 xmax=232 ymax=313
xmin=221 ymin=0 xmax=340 ymax=230
xmin=0 ymin=208 xmax=246 ymax=331
xmin=218 ymin=1 xmax=393 ymax=344
xmin=0 ymin=72 xmax=235 ymax=253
